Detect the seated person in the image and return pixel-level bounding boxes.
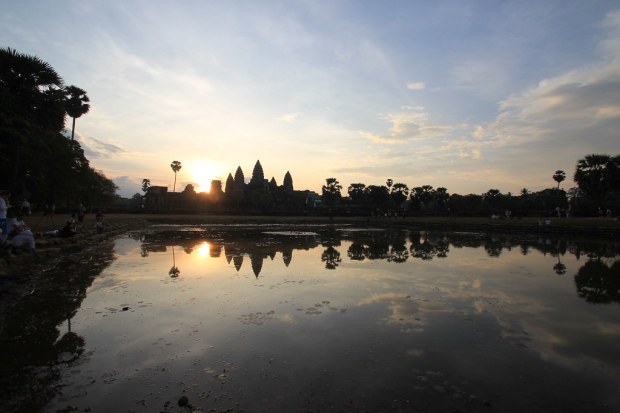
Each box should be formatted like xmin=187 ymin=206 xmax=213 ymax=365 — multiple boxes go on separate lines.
xmin=58 ymin=218 xmax=78 ymax=237
xmin=95 ymin=211 xmax=106 ymax=234
xmin=6 ymin=211 xmax=36 ymax=251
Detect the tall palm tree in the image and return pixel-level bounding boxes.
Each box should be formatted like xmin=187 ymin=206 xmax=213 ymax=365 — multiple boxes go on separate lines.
xmin=552 ymin=170 xmax=566 ymax=190
xmin=64 ymin=85 xmax=90 ymax=140
xmin=170 ymin=160 xmax=182 ymax=192
xmin=0 ymin=47 xmax=65 ymax=192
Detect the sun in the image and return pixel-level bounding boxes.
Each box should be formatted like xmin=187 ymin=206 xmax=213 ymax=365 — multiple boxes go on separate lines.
xmin=189 ymin=162 xmax=221 ymax=193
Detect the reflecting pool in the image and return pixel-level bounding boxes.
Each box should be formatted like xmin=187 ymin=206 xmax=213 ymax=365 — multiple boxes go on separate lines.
xmin=2 ymin=226 xmax=620 ymax=412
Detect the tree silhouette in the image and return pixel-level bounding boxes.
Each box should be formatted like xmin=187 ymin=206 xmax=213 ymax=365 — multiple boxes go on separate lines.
xmin=64 ymin=85 xmax=90 ymax=140
xmin=348 ymin=183 xmax=366 ymax=203
xmin=322 ymin=178 xmax=342 ymax=205
xmin=573 ymin=154 xmax=620 ymax=205
xmin=170 ymin=160 xmax=182 ymax=192
xmin=391 ymin=183 xmax=409 ymax=208
xmin=552 ymin=170 xmax=566 ymax=190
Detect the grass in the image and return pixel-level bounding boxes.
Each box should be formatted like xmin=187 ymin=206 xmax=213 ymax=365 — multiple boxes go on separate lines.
xmin=24 ymin=212 xmax=620 ymax=236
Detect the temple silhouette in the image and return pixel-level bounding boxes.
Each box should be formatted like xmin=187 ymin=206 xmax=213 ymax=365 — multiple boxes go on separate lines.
xmin=144 ymin=160 xmax=320 ymax=213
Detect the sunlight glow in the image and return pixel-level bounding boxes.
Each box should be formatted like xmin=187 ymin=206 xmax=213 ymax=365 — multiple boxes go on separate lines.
xmin=189 ymin=162 xmax=222 ymax=193
xmin=196 ymin=242 xmax=211 ymax=258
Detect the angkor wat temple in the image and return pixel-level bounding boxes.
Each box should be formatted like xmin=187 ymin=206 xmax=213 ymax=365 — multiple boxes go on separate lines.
xmin=144 ymin=160 xmax=319 ymax=213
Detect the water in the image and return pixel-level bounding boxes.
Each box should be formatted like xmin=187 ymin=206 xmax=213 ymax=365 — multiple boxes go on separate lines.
xmin=2 ymin=226 xmax=619 ymax=412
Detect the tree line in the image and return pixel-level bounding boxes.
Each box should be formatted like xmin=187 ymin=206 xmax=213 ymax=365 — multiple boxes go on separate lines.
xmin=0 ymin=47 xmax=117 ymax=209
xmin=322 ymin=154 xmax=620 ymax=217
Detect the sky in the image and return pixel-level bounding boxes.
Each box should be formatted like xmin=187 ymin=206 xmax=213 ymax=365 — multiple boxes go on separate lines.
xmin=2 ymin=0 xmax=619 ymax=198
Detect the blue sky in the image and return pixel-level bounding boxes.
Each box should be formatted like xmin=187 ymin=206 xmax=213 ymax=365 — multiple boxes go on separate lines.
xmin=2 ymin=0 xmax=619 ymax=197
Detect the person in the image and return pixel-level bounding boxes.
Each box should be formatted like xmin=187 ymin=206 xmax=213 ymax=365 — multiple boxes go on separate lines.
xmin=95 ymin=211 xmax=106 ymax=234
xmin=6 ymin=210 xmax=36 ymax=252
xmin=58 ymin=217 xmax=78 ymax=237
xmin=76 ymin=203 xmax=86 ymax=223
xmin=0 ymin=190 xmax=10 ymax=242
xmin=20 ymin=198 xmax=31 ymax=216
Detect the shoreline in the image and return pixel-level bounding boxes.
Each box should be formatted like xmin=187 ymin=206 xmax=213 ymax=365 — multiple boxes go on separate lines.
xmin=1 ymin=214 xmax=618 ymax=314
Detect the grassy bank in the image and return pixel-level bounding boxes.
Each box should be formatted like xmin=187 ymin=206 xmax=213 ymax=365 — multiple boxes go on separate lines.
xmin=25 ymin=213 xmax=620 ymax=237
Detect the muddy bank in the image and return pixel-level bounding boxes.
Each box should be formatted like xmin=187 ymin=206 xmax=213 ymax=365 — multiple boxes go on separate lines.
xmin=0 ymin=222 xmax=139 ymax=320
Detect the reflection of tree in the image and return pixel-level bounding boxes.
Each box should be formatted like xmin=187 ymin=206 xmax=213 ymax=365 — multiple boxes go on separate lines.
xmin=321 ymin=246 xmax=342 ymax=269
xmin=348 ymin=242 xmax=367 ymax=261
xmin=483 ymin=236 xmax=503 ymax=257
xmin=408 ymin=232 xmax=449 ymax=260
xmin=367 ymin=242 xmax=390 ymax=260
xmin=388 ymin=243 xmax=409 ymax=263
xmin=553 ymin=255 xmax=567 ymax=275
xmin=169 ymin=246 xmax=180 ymax=278
xmin=574 ymin=260 xmax=620 ymax=304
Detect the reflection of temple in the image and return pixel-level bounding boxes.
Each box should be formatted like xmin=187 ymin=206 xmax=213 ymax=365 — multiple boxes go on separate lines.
xmin=141 ymin=229 xmax=322 ymax=277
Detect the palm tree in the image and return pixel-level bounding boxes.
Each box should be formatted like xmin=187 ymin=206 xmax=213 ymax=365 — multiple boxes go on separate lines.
xmin=141 ymin=178 xmax=150 ymax=193
xmin=1 ymin=47 xmax=65 ymax=191
xmin=573 ymin=154 xmax=619 ymax=204
xmin=64 ymin=85 xmax=90 ymax=140
xmin=552 ymin=170 xmax=566 ymax=190
xmin=170 ymin=160 xmax=182 ymax=192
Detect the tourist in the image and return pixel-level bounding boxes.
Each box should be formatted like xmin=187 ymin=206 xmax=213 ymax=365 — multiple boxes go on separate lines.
xmin=20 ymin=198 xmax=31 ymax=216
xmin=95 ymin=211 xmax=107 ymax=234
xmin=0 ymin=190 xmax=10 ymax=242
xmin=76 ymin=203 xmax=86 ymax=223
xmin=6 ymin=210 xmax=36 ymax=252
xmin=58 ymin=217 xmax=78 ymax=237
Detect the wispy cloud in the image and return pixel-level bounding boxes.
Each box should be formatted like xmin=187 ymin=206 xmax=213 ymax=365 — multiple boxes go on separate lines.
xmin=277 ymin=112 xmax=300 ymax=123
xmin=359 ymin=107 xmax=460 ymax=144
xmin=406 ymin=82 xmax=425 ymax=90
xmin=75 ymin=132 xmax=126 ymax=159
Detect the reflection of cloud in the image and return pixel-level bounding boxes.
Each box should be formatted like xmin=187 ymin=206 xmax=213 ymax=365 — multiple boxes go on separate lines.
xmin=359 ymin=293 xmax=449 ymax=333
xmin=277 ymin=313 xmax=297 ymax=324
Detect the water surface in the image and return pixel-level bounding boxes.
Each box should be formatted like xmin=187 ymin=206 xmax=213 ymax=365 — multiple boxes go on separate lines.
xmin=2 ymin=226 xmax=619 ymax=412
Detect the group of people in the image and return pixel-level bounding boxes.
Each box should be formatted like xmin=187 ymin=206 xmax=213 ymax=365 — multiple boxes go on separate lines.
xmin=1 ymin=190 xmax=109 ymax=255
xmin=1 ymin=190 xmax=36 ymax=253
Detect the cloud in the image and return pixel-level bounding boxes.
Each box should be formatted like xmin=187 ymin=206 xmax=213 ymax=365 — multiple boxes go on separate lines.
xmin=406 ymin=82 xmax=426 ymax=90
xmin=277 ymin=112 xmax=299 ymax=123
xmin=76 ymin=133 xmax=126 ymax=159
xmin=112 ymin=175 xmax=141 ymax=197
xmin=360 ymin=107 xmax=457 ymax=144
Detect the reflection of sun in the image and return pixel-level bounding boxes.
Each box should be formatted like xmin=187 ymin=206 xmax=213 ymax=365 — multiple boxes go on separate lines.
xmin=196 ymin=242 xmax=210 ymax=258
xmin=190 ymin=162 xmax=221 ymax=192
